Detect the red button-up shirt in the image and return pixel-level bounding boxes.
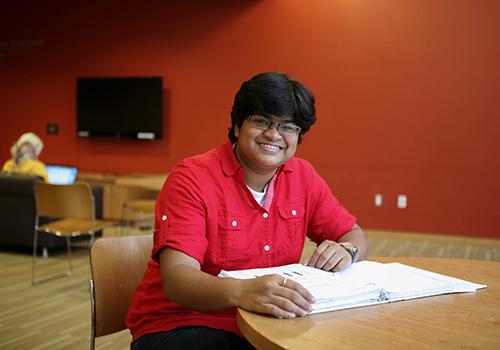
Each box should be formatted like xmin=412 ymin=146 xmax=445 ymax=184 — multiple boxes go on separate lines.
xmin=126 ymin=141 xmax=356 ymax=340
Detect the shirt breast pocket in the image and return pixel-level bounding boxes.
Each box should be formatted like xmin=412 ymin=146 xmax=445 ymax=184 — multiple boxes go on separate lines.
xmin=277 ymin=203 xmax=305 ymax=244
xmin=216 ymin=212 xmax=250 ymax=265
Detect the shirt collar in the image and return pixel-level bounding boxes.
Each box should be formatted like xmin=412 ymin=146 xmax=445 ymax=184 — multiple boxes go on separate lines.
xmin=219 ymin=140 xmax=294 ymax=176
xmin=220 ymin=140 xmax=241 ymax=176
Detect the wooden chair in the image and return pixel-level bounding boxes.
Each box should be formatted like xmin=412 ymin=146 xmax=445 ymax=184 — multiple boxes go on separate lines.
xmin=122 ymin=199 xmax=156 ymax=232
xmin=121 ymin=186 xmax=158 ymax=234
xmin=89 ymin=234 xmax=153 ymax=350
xmin=32 ymin=182 xmax=116 ymax=285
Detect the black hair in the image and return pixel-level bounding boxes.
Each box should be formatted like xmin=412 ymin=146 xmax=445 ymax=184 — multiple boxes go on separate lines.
xmin=228 ymin=72 xmax=316 ymax=144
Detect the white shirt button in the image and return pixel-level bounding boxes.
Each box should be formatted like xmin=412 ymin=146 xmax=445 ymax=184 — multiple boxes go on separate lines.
xmin=291 ymin=210 xmax=297 ymax=216
xmin=231 ymin=220 xmax=238 ymax=227
xmin=264 ymin=245 xmax=270 ymax=252
xmin=161 ymin=215 xmax=168 ymax=221
xmin=262 ymin=212 xmax=269 ymax=219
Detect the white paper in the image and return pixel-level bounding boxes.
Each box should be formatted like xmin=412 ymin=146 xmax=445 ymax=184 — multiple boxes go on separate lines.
xmin=218 ymin=261 xmax=486 ymax=315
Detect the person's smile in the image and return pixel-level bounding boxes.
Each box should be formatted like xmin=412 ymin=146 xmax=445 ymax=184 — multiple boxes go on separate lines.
xmin=256 ymin=141 xmax=285 ymax=153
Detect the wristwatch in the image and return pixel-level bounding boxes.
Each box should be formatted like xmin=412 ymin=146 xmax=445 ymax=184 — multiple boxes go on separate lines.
xmin=339 ymin=242 xmax=359 ymax=263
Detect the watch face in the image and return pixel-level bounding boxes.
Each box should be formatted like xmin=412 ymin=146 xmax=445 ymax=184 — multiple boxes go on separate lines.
xmin=340 ymin=242 xmax=358 ymax=261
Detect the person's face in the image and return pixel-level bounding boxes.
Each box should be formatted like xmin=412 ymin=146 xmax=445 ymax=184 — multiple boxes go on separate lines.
xmin=18 ymin=143 xmax=37 ymax=161
xmin=234 ymin=115 xmax=299 ymax=175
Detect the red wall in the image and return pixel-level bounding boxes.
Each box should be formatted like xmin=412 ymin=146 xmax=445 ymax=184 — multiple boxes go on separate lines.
xmin=1 ymin=0 xmax=499 ymax=238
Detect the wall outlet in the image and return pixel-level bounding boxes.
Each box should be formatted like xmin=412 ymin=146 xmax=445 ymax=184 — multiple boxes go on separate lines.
xmin=397 ymin=194 xmax=407 ymax=209
xmin=374 ymin=194 xmax=383 ymax=207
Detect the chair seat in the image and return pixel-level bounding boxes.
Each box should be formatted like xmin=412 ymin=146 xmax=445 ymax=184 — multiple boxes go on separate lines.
xmin=39 ymin=219 xmax=117 ymax=236
xmin=32 ymin=181 xmax=117 ymax=285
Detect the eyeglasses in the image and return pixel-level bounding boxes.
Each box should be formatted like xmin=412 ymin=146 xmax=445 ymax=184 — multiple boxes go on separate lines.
xmin=247 ymin=115 xmax=302 ymax=136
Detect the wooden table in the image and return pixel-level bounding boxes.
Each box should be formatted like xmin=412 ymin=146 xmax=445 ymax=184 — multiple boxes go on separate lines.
xmin=237 ymin=257 xmax=500 ymax=350
xmin=78 ymin=173 xmax=168 ymax=220
xmin=115 ymin=174 xmax=168 ymax=192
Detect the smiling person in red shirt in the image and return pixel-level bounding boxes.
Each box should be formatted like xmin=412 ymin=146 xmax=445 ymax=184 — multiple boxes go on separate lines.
xmin=126 ymin=72 xmax=369 ymax=350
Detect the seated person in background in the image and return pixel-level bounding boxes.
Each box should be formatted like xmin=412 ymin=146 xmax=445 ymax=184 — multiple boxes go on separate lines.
xmin=2 ymin=132 xmax=48 ymax=182
xmin=126 ymin=72 xmax=369 ymax=350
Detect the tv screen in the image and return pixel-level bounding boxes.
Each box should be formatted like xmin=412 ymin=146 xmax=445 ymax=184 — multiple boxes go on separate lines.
xmin=77 ymin=77 xmax=163 ymax=140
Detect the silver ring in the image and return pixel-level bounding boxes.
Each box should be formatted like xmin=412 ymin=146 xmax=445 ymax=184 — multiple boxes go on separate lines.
xmin=282 ymin=278 xmax=288 ymax=287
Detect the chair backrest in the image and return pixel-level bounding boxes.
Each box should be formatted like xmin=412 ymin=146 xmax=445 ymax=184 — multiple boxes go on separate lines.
xmin=89 ymin=234 xmax=153 ymax=339
xmin=35 ymin=182 xmax=94 ymax=219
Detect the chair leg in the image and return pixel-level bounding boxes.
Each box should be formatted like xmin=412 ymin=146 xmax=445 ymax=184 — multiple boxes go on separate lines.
xmin=89 ymin=279 xmax=96 ymax=350
xmin=89 ymin=231 xmax=96 ymax=247
xmin=121 ymin=205 xmax=132 ymax=236
xmin=66 ymin=236 xmax=73 ymax=276
xmin=127 ymin=208 xmax=135 ymax=235
xmin=32 ymin=229 xmax=39 ymax=285
xmin=32 ymin=231 xmax=76 ymax=285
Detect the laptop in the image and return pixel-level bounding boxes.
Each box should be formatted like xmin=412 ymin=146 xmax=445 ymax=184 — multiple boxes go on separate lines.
xmin=45 ymin=164 xmax=79 ymax=185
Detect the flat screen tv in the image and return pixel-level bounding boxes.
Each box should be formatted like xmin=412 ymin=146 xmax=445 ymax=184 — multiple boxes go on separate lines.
xmin=77 ymin=77 xmax=163 ymax=140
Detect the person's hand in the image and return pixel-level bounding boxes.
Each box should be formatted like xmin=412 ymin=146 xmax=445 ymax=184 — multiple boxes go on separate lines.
xmin=304 ymin=240 xmax=352 ymax=272
xmin=237 ymin=274 xmax=315 ymax=319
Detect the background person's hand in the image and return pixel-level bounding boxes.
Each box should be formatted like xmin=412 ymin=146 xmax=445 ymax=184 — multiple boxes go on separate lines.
xmin=236 ymin=274 xmax=315 ymax=319
xmin=305 ymin=240 xmax=352 ymax=272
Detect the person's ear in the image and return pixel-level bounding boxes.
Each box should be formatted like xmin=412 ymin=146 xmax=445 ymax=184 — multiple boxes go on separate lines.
xmin=234 ymin=125 xmax=240 ymax=139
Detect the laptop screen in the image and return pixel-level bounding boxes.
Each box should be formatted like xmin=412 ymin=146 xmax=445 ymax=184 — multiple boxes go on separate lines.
xmin=46 ymin=164 xmax=79 ymax=185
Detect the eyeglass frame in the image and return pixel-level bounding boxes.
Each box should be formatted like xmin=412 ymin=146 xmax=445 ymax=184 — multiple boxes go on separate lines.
xmin=246 ymin=115 xmax=302 ymax=136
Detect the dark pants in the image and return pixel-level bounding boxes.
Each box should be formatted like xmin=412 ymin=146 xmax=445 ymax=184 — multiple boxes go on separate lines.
xmin=133 ymin=326 xmax=255 ymax=350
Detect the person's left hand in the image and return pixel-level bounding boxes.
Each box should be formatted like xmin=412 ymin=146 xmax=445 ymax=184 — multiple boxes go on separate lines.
xmin=304 ymin=240 xmax=352 ymax=272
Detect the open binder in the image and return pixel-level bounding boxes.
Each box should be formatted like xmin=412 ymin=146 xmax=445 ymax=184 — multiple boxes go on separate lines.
xmin=218 ymin=261 xmax=486 ymax=314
